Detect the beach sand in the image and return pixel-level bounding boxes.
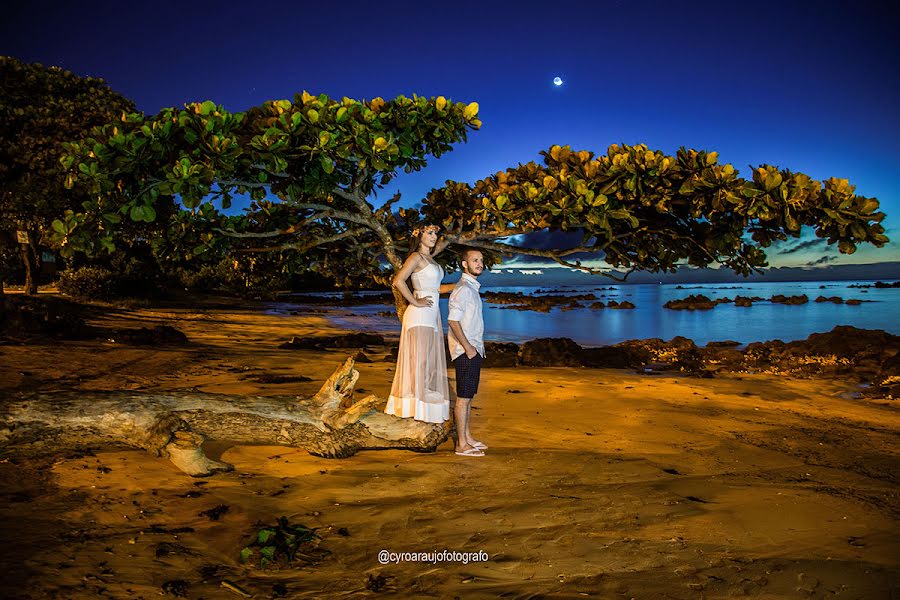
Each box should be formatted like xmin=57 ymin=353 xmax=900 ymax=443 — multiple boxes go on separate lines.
xmin=0 ymin=300 xmax=897 ymax=598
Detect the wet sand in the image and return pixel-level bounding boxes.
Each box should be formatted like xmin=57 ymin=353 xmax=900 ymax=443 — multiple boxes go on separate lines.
xmin=0 ymin=299 xmax=898 ymax=598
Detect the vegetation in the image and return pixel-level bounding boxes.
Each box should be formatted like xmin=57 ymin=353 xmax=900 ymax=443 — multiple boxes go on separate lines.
xmin=0 ymin=60 xmax=884 ymax=309
xmin=240 ymin=517 xmax=320 ymax=569
xmin=53 ymin=94 xmax=888 ymax=300
xmin=0 ymin=56 xmax=136 ymax=294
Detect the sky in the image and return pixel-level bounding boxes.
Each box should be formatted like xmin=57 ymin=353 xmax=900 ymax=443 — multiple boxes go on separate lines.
xmin=4 ymin=0 xmax=899 ymax=270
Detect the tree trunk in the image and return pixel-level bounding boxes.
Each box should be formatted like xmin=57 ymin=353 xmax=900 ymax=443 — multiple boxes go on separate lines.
xmin=20 ymin=237 xmax=37 ymax=295
xmin=0 ymin=356 xmax=450 ymax=476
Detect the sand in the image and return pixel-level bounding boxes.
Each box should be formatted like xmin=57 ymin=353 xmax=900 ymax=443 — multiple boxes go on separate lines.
xmin=0 ymin=298 xmax=898 ymax=599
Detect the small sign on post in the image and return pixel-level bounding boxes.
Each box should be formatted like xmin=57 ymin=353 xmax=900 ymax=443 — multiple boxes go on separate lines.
xmin=16 ymin=230 xmax=29 ymax=244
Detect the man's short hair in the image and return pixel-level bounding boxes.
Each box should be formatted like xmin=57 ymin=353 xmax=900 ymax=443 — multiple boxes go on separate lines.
xmin=459 ymin=247 xmax=482 ymax=265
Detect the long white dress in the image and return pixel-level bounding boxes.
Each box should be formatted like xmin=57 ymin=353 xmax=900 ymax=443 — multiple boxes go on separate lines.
xmin=384 ymin=262 xmax=450 ymax=423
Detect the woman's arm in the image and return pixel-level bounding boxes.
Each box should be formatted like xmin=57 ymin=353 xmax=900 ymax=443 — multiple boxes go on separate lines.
xmin=392 ymin=254 xmax=430 ymax=307
xmin=439 ymin=283 xmax=456 ymax=295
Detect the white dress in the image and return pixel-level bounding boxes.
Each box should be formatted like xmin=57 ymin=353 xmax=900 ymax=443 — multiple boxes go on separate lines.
xmin=384 ymin=262 xmax=450 ymax=423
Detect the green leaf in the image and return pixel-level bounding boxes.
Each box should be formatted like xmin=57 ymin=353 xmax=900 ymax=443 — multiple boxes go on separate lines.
xmin=291 ymin=112 xmax=303 ymax=128
xmin=257 ymin=528 xmax=276 ymax=545
xmin=336 ymin=106 xmax=348 ymax=122
xmin=200 ymin=100 xmax=216 ymax=115
xmin=51 ymin=220 xmax=67 ymax=234
xmin=239 ymin=547 xmax=253 ymax=563
xmin=319 ymin=131 xmax=331 ymax=146
xmin=260 ymin=546 xmax=277 ymax=560
xmin=321 ymin=156 xmax=334 ymax=173
xmin=307 ymin=109 xmax=319 ymax=124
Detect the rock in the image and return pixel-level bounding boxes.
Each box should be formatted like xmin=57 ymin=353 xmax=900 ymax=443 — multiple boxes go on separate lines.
xmin=849 ymin=281 xmax=900 ymax=289
xmin=815 ymin=296 xmax=844 ymax=304
xmin=611 ymin=300 xmax=635 ymax=309
xmin=706 ymin=340 xmax=741 ymax=348
xmin=845 ymin=299 xmax=862 ymax=305
xmin=583 ymin=336 xmax=704 ymax=374
xmin=484 ymin=291 xmax=596 ymax=312
xmin=734 ymin=295 xmax=754 ymax=307
xmin=279 ymin=332 xmax=385 ymax=350
xmin=739 ymin=326 xmax=900 ymax=380
xmin=352 ymin=351 xmax=372 ymax=363
xmin=482 ymin=342 xmax=519 ymax=367
xmin=589 ymin=301 xmax=606 ymax=309
xmin=116 ymin=325 xmax=189 ymax=345
xmin=580 ymin=346 xmax=640 ymax=369
xmin=664 ymin=294 xmax=716 ymax=310
xmin=518 ymin=338 xmax=583 ymax=367
xmin=246 ymin=374 xmax=313 ymax=384
xmin=0 ymin=295 xmax=96 ymax=339
xmin=770 ymin=294 xmax=808 ymax=305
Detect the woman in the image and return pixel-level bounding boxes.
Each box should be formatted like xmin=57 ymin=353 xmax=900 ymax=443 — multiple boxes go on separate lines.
xmin=384 ymin=224 xmax=455 ymax=423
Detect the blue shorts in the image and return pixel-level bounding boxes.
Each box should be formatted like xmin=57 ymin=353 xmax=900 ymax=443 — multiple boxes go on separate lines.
xmin=453 ymin=352 xmax=483 ymax=399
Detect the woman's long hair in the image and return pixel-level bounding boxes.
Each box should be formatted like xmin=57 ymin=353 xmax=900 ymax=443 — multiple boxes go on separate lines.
xmin=404 ymin=230 xmax=427 ymax=261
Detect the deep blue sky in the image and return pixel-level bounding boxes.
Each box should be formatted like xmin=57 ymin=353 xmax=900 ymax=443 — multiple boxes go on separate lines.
xmin=4 ymin=0 xmax=899 ymax=268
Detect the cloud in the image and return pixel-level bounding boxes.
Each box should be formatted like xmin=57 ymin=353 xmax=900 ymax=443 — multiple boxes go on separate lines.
xmin=805 ymin=255 xmax=837 ymax=266
xmin=497 ymin=229 xmax=604 ymax=266
xmin=778 ymin=238 xmax=827 ymax=255
xmin=501 ymin=229 xmax=588 ymax=250
xmin=518 ymin=269 xmax=544 ymax=275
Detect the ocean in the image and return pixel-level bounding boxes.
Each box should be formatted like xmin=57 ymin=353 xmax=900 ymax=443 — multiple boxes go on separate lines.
xmin=281 ymin=280 xmax=900 ymax=347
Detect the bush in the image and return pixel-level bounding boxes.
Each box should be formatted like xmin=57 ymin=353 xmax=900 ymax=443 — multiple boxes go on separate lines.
xmin=57 ymin=266 xmax=119 ymax=299
xmin=171 ymin=257 xmax=291 ymax=298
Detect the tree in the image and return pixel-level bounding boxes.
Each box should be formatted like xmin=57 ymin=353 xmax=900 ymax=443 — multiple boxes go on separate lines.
xmin=52 ymin=93 xmax=888 ymax=316
xmin=50 ymin=92 xmax=481 ymax=310
xmin=0 ymin=57 xmax=136 ymax=295
xmin=424 ymin=144 xmax=889 ymax=278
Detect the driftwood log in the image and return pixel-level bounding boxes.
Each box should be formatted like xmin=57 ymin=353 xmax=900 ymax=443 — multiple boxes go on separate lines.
xmin=0 ymin=356 xmax=449 ymax=476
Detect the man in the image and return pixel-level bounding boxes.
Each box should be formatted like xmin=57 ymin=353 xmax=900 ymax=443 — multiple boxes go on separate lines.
xmin=447 ymin=248 xmax=487 ymax=457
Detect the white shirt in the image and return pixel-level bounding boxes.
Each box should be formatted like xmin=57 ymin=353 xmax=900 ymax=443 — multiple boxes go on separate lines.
xmin=447 ymin=273 xmax=485 ymax=360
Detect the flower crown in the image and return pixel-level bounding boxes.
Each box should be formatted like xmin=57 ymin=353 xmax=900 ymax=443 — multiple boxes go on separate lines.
xmin=411 ymin=224 xmax=441 ymax=237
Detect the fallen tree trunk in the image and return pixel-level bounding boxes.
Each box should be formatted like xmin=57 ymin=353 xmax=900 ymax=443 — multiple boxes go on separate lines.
xmin=0 ymin=356 xmax=449 ymax=476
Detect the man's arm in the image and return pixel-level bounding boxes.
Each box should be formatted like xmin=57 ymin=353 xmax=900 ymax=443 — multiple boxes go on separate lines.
xmin=448 ymin=320 xmax=477 ymax=359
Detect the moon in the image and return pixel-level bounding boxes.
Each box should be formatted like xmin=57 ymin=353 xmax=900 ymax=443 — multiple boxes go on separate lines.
xmin=553 ymin=76 xmax=563 ymax=86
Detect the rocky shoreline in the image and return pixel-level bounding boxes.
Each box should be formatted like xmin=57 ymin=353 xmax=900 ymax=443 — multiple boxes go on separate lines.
xmin=4 ymin=295 xmax=897 ymax=400
xmin=277 ymin=326 xmax=899 ymax=400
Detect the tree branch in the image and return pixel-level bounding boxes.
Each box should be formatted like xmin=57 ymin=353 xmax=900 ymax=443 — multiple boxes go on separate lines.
xmin=213 ymin=212 xmax=329 ymax=238
xmin=230 ymin=228 xmax=367 ymax=253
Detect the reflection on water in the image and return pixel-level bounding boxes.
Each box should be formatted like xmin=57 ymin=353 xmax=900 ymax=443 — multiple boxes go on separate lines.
xmin=282 ymin=280 xmax=900 ymax=346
